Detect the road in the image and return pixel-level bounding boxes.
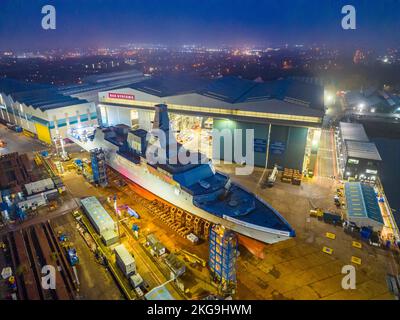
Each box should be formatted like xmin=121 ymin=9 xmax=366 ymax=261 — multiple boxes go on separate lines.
xmin=316 ymin=129 xmax=337 ymax=178
xmin=316 ymin=129 xmax=335 ymax=177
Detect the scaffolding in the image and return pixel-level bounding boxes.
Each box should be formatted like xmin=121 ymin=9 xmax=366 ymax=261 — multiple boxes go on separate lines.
xmin=90 ymin=148 xmax=108 ymax=187
xmin=209 ymin=224 xmax=238 ymax=295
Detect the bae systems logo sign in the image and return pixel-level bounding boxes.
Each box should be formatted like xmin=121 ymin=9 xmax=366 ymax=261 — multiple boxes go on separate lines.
xmin=108 ymin=93 xmax=136 ymax=100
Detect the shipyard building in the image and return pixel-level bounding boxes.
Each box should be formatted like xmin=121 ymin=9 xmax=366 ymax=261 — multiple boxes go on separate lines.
xmin=0 ymin=70 xmax=146 ymax=144
xmin=97 ymin=75 xmax=325 ymax=171
xmin=338 ymin=122 xmax=382 ymax=181
xmin=0 ymin=73 xmax=325 ymax=171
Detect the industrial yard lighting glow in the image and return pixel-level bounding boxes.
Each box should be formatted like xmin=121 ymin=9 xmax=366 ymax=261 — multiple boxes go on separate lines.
xmin=324 ymin=90 xmax=335 ymax=106
xmin=358 ymin=103 xmax=365 ymax=111
xmin=312 ymin=139 xmax=318 ymax=147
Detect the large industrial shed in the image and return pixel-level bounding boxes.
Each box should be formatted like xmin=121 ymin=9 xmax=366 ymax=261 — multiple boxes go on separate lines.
xmin=0 ymin=71 xmax=147 ymax=145
xmin=80 ymin=196 xmax=118 ymax=245
xmin=344 ymin=182 xmax=384 ymax=230
xmin=0 ymin=78 xmax=96 ymax=144
xmin=338 ymin=122 xmax=382 ymax=180
xmin=97 ymin=75 xmax=325 ymax=171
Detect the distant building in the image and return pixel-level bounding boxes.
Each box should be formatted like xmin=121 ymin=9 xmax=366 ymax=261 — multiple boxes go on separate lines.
xmin=344 ymin=88 xmax=400 ymax=115
xmin=353 ymin=49 xmax=365 ymax=64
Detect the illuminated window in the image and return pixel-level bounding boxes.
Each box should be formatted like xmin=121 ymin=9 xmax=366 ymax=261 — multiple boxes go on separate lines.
xmin=348 ymin=159 xmax=359 ymax=165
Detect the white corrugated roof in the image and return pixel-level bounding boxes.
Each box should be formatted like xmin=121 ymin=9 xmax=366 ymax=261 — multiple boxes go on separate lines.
xmin=340 ymin=122 xmax=369 ymax=142
xmin=345 ymin=140 xmax=382 ymax=161
xmin=81 ymin=196 xmax=115 ymax=233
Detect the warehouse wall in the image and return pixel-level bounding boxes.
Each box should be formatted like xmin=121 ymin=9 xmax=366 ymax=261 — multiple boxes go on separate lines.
xmin=0 ymin=92 xmax=97 ymax=142
xmin=212 ymin=118 xmax=308 ymax=170
xmin=267 ymin=125 xmax=308 ymax=171
xmin=212 ymin=118 xmax=269 ymax=167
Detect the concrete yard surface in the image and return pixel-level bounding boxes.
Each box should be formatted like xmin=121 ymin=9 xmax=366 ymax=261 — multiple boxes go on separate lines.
xmin=216 ymin=164 xmax=396 ymax=300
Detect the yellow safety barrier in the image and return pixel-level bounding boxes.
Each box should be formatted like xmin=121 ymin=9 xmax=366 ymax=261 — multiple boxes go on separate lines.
xmin=322 ymin=247 xmax=333 ymax=255
xmin=351 ymin=256 xmax=362 ymax=265
xmin=352 ymin=241 xmax=362 ymax=249
xmin=326 ymin=232 xmax=336 ymax=240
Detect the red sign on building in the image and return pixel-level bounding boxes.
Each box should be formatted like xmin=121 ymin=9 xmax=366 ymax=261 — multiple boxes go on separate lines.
xmin=108 ymin=92 xmax=135 ymax=100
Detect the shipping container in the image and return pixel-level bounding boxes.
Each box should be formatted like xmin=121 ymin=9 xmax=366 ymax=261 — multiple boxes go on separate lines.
xmin=135 ymin=287 xmax=144 ymax=298
xmin=114 ymin=244 xmax=136 ymax=277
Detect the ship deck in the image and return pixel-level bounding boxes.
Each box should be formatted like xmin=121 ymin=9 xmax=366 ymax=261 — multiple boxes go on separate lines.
xmin=194 ymin=183 xmax=295 ymax=235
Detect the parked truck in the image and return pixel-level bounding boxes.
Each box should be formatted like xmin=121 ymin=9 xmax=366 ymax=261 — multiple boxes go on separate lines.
xmin=322 ymin=212 xmax=342 ymax=226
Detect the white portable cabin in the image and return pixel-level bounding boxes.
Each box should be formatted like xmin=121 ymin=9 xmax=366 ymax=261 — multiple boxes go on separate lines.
xmin=130 ymin=273 xmax=144 ymax=288
xmin=114 ymin=244 xmax=136 ymax=276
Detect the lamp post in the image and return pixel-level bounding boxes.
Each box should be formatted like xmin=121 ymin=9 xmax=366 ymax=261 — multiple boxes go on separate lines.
xmin=116 ymin=216 xmax=130 ymax=240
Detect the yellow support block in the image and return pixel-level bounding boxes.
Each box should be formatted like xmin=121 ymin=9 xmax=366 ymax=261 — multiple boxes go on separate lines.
xmin=322 ymin=246 xmax=333 ymax=255
xmin=351 ymin=256 xmax=362 ymax=265
xmin=352 ymin=241 xmax=362 ymax=249
xmin=326 ymin=232 xmax=336 ymax=240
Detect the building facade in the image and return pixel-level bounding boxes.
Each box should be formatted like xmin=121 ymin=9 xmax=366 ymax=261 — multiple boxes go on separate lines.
xmin=0 ymin=71 xmax=146 ymax=145
xmin=338 ymin=122 xmax=382 ymax=181
xmin=0 ymin=79 xmax=96 ymax=144
xmin=97 ymin=76 xmax=325 ymax=171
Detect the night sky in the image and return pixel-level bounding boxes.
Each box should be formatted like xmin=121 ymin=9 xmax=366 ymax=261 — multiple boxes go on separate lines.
xmin=1 ymin=0 xmax=400 ymax=51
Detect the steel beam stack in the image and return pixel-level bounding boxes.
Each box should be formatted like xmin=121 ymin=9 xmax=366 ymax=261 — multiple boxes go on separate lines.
xmin=209 ymin=224 xmax=238 ymax=295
